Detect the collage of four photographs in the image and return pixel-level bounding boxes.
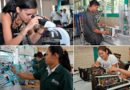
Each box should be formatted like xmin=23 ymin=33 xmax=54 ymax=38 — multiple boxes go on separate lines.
xmin=0 ymin=0 xmax=130 ymax=90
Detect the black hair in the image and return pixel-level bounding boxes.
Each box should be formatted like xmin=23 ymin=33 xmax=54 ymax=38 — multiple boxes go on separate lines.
xmin=36 ymin=52 xmax=43 ymax=58
xmin=63 ymin=9 xmax=66 ymax=11
xmin=98 ymin=46 xmax=112 ymax=54
xmin=55 ymin=5 xmax=58 ymax=11
xmin=34 ymin=53 xmax=37 ymax=57
xmin=48 ymin=46 xmax=71 ymax=72
xmin=2 ymin=0 xmax=37 ymax=13
xmin=89 ymin=0 xmax=100 ymax=7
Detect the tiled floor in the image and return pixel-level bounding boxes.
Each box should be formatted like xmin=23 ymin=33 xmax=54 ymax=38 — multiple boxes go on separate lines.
xmin=73 ymin=74 xmax=92 ymax=90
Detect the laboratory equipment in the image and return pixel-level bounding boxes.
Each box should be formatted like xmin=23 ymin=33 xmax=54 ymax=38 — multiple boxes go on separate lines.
xmin=41 ymin=27 xmax=70 ymax=45
xmin=0 ymin=62 xmax=21 ymax=89
xmin=92 ymin=67 xmax=106 ymax=76
xmin=95 ymin=75 xmax=130 ymax=90
xmin=91 ymin=67 xmax=130 ymax=90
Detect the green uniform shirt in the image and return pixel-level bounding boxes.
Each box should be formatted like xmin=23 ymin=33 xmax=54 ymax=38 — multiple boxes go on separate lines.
xmin=38 ymin=59 xmax=47 ymax=70
xmin=31 ymin=58 xmax=39 ymax=73
xmin=33 ymin=64 xmax=73 ymax=90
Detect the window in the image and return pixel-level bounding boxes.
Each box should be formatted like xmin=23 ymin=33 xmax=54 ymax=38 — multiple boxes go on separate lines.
xmin=97 ymin=0 xmax=124 ymax=14
xmin=0 ymin=51 xmax=14 ymax=63
xmin=74 ymin=0 xmax=125 ymax=15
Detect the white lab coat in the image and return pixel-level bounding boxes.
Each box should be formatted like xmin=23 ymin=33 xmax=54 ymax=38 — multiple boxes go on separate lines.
xmin=61 ymin=13 xmax=69 ymax=23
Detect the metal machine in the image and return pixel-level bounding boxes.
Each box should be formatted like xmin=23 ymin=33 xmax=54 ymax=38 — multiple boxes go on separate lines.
xmin=91 ymin=67 xmax=130 ymax=90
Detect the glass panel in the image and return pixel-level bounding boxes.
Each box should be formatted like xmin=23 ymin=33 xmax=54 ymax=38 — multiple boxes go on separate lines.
xmin=97 ymin=0 xmax=124 ymax=14
xmin=0 ymin=51 xmax=14 ymax=63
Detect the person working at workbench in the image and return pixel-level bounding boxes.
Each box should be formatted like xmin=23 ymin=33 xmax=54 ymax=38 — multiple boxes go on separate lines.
xmin=31 ymin=53 xmax=38 ymax=73
xmin=110 ymin=66 xmax=130 ymax=78
xmin=11 ymin=46 xmax=73 ymax=90
xmin=1 ymin=0 xmax=45 ymax=45
xmin=92 ymin=46 xmax=119 ymax=72
xmin=83 ymin=0 xmax=110 ymax=45
xmin=31 ymin=52 xmax=47 ymax=73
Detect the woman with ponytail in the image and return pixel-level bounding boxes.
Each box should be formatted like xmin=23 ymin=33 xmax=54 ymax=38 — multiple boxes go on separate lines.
xmin=2 ymin=0 xmax=45 ymax=45
xmin=92 ymin=46 xmax=118 ymax=70
xmin=61 ymin=50 xmax=72 ymax=72
xmin=11 ymin=46 xmax=73 ymax=90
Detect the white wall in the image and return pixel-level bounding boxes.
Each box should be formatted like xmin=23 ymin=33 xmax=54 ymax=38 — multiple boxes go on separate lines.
xmin=109 ymin=46 xmax=130 ymax=62
xmin=18 ymin=46 xmax=35 ymax=56
xmin=74 ymin=46 xmax=94 ymax=70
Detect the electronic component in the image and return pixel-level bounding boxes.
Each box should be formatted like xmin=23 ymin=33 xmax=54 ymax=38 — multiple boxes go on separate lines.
xmin=95 ymin=75 xmax=129 ymax=90
xmin=0 ymin=63 xmax=19 ymax=89
xmin=91 ymin=67 xmax=130 ymax=90
xmin=92 ymin=67 xmax=106 ymax=76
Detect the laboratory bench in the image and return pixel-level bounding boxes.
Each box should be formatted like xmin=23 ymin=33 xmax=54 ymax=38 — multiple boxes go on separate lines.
xmin=21 ymin=80 xmax=40 ymax=90
xmin=103 ymin=34 xmax=130 ymax=45
xmin=74 ymin=67 xmax=130 ymax=90
xmin=21 ymin=85 xmax=40 ymax=90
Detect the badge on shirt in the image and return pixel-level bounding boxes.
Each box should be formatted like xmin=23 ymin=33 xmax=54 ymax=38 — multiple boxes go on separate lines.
xmin=51 ymin=79 xmax=59 ymax=86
